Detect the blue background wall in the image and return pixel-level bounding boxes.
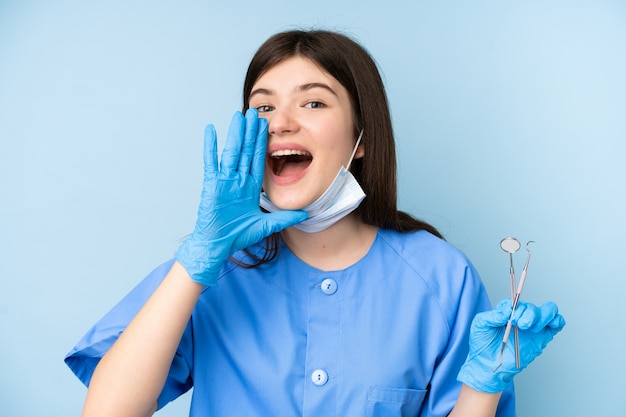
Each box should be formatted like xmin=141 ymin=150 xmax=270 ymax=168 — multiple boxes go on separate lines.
xmin=1 ymin=1 xmax=624 ymax=416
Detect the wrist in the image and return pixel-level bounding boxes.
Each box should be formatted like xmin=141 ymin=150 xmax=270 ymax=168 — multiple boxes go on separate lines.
xmin=175 ymin=239 xmax=226 ymax=286
xmin=448 ymin=384 xmax=502 ymax=417
xmin=457 ymin=357 xmax=514 ymax=394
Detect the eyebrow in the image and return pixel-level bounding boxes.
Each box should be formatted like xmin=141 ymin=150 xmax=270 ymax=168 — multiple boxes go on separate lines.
xmin=249 ymin=82 xmax=338 ymax=101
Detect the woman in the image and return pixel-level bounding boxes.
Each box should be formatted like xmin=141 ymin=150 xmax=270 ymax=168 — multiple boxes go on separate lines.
xmin=66 ymin=29 xmax=565 ymax=417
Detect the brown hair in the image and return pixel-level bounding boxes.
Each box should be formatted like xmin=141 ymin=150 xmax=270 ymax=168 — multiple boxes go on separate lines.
xmin=238 ymin=29 xmax=442 ymax=265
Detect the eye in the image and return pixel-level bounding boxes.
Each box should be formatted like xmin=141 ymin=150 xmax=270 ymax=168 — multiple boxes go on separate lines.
xmin=305 ymin=101 xmax=326 ymax=109
xmin=255 ymin=104 xmax=274 ymax=113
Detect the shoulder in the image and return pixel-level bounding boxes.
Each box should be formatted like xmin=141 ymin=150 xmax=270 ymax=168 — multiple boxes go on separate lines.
xmin=375 ymin=228 xmax=489 ymax=317
xmin=376 ymin=229 xmax=474 ymax=273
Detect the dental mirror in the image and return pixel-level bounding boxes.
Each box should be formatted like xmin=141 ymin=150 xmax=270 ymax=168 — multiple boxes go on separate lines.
xmin=500 ymin=237 xmax=521 ymax=254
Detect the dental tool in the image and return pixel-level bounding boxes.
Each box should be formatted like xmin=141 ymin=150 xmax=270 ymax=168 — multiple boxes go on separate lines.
xmin=493 ymin=240 xmax=534 ymax=372
xmin=500 ymin=237 xmax=521 ymax=368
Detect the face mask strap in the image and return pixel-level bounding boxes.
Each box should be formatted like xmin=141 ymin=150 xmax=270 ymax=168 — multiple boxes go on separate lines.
xmin=346 ymin=130 xmax=364 ymax=171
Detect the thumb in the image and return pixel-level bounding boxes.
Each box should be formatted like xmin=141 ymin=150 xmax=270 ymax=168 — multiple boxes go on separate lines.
xmin=264 ymin=210 xmax=308 ymax=233
xmin=473 ymin=299 xmax=513 ymax=329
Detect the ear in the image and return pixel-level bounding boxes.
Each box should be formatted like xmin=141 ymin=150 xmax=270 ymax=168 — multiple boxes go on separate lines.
xmin=354 ymin=142 xmax=365 ymax=159
xmin=353 ymin=130 xmax=365 ymax=159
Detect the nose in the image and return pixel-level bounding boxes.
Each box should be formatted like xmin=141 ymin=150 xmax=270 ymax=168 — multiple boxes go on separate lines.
xmin=267 ymin=107 xmax=298 ymax=136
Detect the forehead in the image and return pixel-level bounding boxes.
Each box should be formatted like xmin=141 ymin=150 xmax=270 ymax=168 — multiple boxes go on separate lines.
xmin=251 ymin=56 xmax=342 ymax=92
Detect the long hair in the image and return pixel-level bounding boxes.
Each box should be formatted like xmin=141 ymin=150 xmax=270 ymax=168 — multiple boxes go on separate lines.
xmin=238 ymin=29 xmax=442 ymax=266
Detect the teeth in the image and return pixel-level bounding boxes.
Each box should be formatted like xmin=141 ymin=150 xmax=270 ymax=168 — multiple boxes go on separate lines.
xmin=269 ymin=149 xmax=312 ymax=176
xmin=270 ymin=149 xmax=311 ymax=157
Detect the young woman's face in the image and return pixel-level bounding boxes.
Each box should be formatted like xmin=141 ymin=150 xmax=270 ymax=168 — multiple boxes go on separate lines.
xmin=248 ymin=56 xmax=363 ymax=210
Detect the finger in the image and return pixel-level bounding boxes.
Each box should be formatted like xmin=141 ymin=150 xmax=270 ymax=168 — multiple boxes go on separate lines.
xmin=494 ymin=298 xmax=512 ymax=311
xmin=472 ymin=299 xmax=512 ymax=328
xmin=251 ymin=117 xmax=268 ymax=184
xmin=220 ymin=111 xmax=245 ymax=177
xmin=203 ymin=124 xmax=219 ymax=179
xmin=512 ymin=302 xmax=538 ymax=329
xmin=535 ymin=321 xmax=564 ymax=350
xmin=515 ymin=301 xmax=559 ymax=332
xmin=549 ymin=314 xmax=566 ymax=331
xmin=263 ymin=210 xmax=308 ymax=234
xmin=238 ymin=109 xmax=259 ymax=174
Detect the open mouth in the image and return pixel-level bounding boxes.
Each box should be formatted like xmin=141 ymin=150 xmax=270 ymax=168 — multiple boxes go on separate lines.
xmin=269 ymin=149 xmax=313 ymax=176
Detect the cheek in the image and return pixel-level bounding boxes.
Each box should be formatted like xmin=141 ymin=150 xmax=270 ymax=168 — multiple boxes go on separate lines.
xmin=317 ymin=133 xmax=354 ymax=161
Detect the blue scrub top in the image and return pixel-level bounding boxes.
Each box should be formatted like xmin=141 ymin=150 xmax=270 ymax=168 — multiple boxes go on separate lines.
xmin=65 ymin=229 xmax=515 ymax=416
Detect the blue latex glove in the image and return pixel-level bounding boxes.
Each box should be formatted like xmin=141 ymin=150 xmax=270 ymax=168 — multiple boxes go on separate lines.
xmin=457 ymin=299 xmax=566 ymax=393
xmin=175 ymin=109 xmax=308 ymax=286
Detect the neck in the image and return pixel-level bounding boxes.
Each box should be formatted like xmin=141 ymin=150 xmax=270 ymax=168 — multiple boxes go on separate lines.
xmin=280 ymin=214 xmax=378 ymax=271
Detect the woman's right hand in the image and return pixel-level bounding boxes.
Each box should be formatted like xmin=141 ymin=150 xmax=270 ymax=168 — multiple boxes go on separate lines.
xmin=175 ymin=109 xmax=307 ymax=286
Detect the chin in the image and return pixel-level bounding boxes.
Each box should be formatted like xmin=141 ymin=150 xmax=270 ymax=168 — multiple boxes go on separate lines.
xmin=270 ymin=200 xmax=308 ymax=211
xmin=264 ymin=192 xmax=315 ymax=211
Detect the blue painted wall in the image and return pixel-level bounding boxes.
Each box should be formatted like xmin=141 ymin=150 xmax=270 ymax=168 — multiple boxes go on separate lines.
xmin=1 ymin=1 xmax=624 ymax=415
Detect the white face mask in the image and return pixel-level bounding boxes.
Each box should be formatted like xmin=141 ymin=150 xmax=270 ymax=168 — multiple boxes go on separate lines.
xmin=259 ymin=131 xmax=366 ymax=233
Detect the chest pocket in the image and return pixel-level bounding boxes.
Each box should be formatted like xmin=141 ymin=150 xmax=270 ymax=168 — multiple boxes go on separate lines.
xmin=366 ymin=386 xmax=427 ymax=417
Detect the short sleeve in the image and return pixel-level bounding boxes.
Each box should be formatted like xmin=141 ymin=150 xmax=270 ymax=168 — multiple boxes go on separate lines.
xmin=64 ymin=259 xmax=194 ymax=409
xmin=423 ymin=261 xmax=516 ymax=416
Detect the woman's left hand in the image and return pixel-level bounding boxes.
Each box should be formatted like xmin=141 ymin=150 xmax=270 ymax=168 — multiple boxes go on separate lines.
xmin=457 ymin=299 xmax=566 ymax=393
